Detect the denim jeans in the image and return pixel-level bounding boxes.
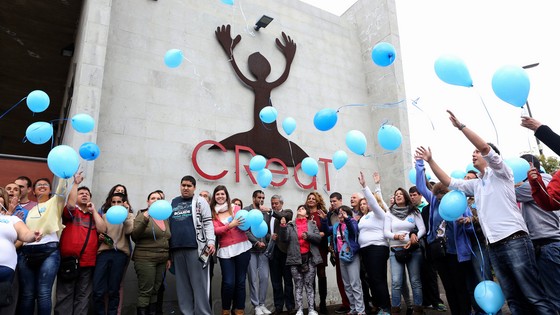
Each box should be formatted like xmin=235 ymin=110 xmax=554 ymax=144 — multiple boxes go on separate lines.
xmin=92 ymin=250 xmax=128 ymax=315
xmin=0 ymin=266 xmax=14 ymax=282
xmin=536 ymin=241 xmax=560 ymax=312
xmin=389 ymin=247 xmax=422 ymax=307
xmin=488 ymin=235 xmax=556 ymax=314
xmin=219 ymin=250 xmax=251 ymax=310
xmin=18 ymin=242 xmax=60 ymax=315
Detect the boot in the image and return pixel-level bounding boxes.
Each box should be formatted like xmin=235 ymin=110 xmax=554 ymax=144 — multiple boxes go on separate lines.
xmin=222 ymin=310 xmax=231 ymax=315
xmin=390 ymin=306 xmax=401 ymax=315
xmin=319 ymin=300 xmax=328 ymax=314
xmin=137 ymin=306 xmax=148 ymax=315
xmin=234 ymin=310 xmax=245 ymax=315
xmin=412 ymin=305 xmax=424 ymax=315
xmin=318 ymin=277 xmax=328 ymax=314
xmin=148 ymin=303 xmax=157 ymax=315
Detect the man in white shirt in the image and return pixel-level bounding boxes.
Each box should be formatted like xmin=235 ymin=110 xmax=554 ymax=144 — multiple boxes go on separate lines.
xmin=415 ymin=110 xmax=555 ymax=314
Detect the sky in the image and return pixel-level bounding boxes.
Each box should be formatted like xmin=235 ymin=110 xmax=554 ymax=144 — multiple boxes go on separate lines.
xmin=301 ymin=0 xmax=560 ymax=175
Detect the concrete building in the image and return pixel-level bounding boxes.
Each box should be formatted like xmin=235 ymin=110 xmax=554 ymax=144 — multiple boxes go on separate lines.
xmin=2 ymin=0 xmax=410 ymax=313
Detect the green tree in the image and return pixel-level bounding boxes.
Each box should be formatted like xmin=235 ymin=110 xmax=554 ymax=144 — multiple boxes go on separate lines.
xmin=539 ymin=155 xmax=560 ymax=173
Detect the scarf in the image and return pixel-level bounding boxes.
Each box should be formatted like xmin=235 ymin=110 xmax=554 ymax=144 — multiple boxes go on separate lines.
xmin=391 ymin=205 xmax=410 ymax=220
xmin=214 ymin=203 xmax=229 ymax=213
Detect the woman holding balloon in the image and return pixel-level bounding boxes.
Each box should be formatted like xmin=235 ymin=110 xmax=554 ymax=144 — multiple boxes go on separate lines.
xmin=17 ymin=174 xmax=80 ymax=315
xmin=131 ymin=190 xmax=171 ymax=315
xmin=211 ymin=185 xmax=252 ymax=315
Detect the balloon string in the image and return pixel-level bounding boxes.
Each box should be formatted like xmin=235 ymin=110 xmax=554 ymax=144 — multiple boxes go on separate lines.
xmin=0 ymin=97 xmax=26 ymax=120
xmin=475 ymin=92 xmax=499 ymax=146
xmin=181 ymin=55 xmax=218 ymax=108
xmin=336 ymin=98 xmax=409 ymax=112
xmin=410 ymin=98 xmax=435 ymax=131
xmin=238 ymin=0 xmax=256 ymax=38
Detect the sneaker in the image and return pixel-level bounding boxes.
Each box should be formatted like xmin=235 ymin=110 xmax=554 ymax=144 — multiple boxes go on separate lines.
xmin=335 ymin=306 xmax=351 ymax=314
xmin=433 ymin=303 xmax=448 ymax=312
xmin=259 ymin=305 xmax=272 ymax=315
xmin=255 ymin=305 xmax=264 ymax=315
xmin=295 ymin=309 xmax=304 ymax=315
xmin=309 ymin=310 xmax=319 ymax=315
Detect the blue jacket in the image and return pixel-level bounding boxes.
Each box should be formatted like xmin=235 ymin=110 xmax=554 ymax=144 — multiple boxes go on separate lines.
xmin=320 ymin=217 xmax=360 ymax=255
xmin=416 ymin=160 xmax=473 ymax=262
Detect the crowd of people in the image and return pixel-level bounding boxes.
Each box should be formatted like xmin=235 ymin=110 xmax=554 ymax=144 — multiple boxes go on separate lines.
xmin=0 ymin=112 xmax=559 ymax=315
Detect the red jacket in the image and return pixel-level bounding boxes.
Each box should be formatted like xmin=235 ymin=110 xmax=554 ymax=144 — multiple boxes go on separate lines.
xmin=213 ymin=208 xmax=249 ymax=248
xmin=59 ymin=206 xmax=99 ymax=267
xmin=529 ymin=171 xmax=560 ymax=211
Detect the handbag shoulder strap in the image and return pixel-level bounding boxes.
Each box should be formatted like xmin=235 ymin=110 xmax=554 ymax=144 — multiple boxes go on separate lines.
xmin=78 ymin=214 xmax=94 ymax=259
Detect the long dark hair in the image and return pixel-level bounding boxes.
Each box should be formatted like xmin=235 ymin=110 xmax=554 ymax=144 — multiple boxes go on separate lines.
xmin=210 ymin=185 xmax=232 ymax=220
xmin=390 ymin=187 xmax=418 ymax=215
xmin=101 ymin=184 xmax=132 ymax=212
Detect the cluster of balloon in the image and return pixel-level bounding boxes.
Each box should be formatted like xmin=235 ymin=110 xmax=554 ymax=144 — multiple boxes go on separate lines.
xmin=257 ymin=169 xmax=272 ymax=188
xmin=434 ymin=54 xmax=473 ymax=87
xmin=346 ymin=130 xmax=367 ymax=155
xmin=450 ymin=169 xmax=467 ymax=179
xmin=164 ymin=49 xmax=184 ymax=68
xmin=106 ymin=205 xmax=128 ymax=224
xmin=301 ymin=157 xmax=319 ymax=176
xmin=474 ymin=281 xmax=505 ymax=315
xmin=313 ymin=108 xmax=338 ymax=131
xmin=249 ymin=155 xmax=272 ymax=188
xmin=439 ymin=190 xmax=468 ymax=221
xmin=492 ymin=65 xmax=530 ymax=107
xmin=377 ymin=125 xmax=402 ymax=151
xmin=282 ymin=117 xmax=296 ymax=135
xmin=504 ymin=157 xmax=531 ymax=183
xmin=332 ymin=150 xmax=348 ymax=170
xmin=371 ymin=42 xmax=396 ymax=67
xmin=234 ymin=209 xmax=267 ymax=237
xmin=259 ymin=106 xmax=278 ymax=124
xmin=47 ymin=145 xmax=80 ymax=179
xmin=26 ymin=122 xmax=53 ymax=145
xmin=148 ymin=199 xmax=173 ymax=220
xmin=249 ymin=155 xmax=267 ymax=171
xmin=408 ymin=168 xmax=432 ymax=185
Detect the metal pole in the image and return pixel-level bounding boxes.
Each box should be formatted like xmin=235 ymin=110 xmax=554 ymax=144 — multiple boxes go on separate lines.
xmin=522 ymin=63 xmax=544 ymax=156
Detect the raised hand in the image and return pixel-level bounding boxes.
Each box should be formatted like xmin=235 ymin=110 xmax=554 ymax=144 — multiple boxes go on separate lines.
xmin=521 ymin=117 xmax=542 ymax=131
xmin=528 ymin=167 xmax=540 ymax=180
xmin=215 ymin=25 xmax=241 ymax=55
xmin=74 ymin=171 xmax=84 ymax=185
xmin=275 ymin=32 xmax=296 ymax=62
xmin=373 ymin=172 xmax=381 ymax=184
xmin=358 ymin=171 xmax=366 ymax=188
xmin=447 ymin=110 xmax=463 ymax=129
xmin=415 ymin=146 xmax=432 ymax=162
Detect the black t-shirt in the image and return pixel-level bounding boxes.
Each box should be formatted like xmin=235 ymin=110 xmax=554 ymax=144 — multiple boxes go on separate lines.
xmin=169 ymin=196 xmax=197 ymax=249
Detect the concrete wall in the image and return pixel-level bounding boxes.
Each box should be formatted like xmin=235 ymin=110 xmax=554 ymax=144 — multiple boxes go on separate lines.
xmin=62 ymin=0 xmax=409 ymax=313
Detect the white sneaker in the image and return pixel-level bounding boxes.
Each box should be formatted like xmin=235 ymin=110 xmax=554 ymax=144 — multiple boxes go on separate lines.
xmin=255 ymin=305 xmax=264 ymax=315
xmin=295 ymin=310 xmax=304 ymax=315
xmin=309 ymin=310 xmax=319 ymax=315
xmin=259 ymin=305 xmax=272 ymax=315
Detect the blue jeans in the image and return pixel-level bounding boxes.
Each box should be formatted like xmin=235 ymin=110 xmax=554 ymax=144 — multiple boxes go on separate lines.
xmin=0 ymin=266 xmax=14 ymax=282
xmin=488 ymin=235 xmax=556 ymax=314
xmin=18 ymin=242 xmax=60 ymax=315
xmin=536 ymin=241 xmax=560 ymax=312
xmin=92 ymin=250 xmax=128 ymax=315
xmin=389 ymin=247 xmax=422 ymax=307
xmin=219 ymin=250 xmax=251 ymax=310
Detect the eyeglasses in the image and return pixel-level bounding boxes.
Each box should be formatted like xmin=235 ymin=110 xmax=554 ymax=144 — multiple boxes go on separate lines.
xmin=36 ymin=183 xmax=50 ymax=188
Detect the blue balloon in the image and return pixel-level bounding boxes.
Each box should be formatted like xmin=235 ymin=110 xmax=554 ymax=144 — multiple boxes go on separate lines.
xmin=439 ymin=190 xmax=467 ymax=221
xmin=301 ymin=157 xmax=319 ymax=176
xmin=313 ymin=108 xmax=338 ymax=131
xmin=371 ymin=42 xmax=396 ymax=67
xmin=474 ymin=281 xmax=505 ymax=315
xmin=259 ymin=106 xmax=278 ymax=124
xmin=282 ymin=117 xmax=296 ymax=135
xmin=26 ymin=121 xmax=53 ymax=145
xmin=71 ymin=113 xmax=95 ymax=133
xmin=434 ymin=54 xmax=473 ymax=87
xmin=249 ymin=155 xmax=267 ymax=171
xmin=234 ymin=209 xmax=248 ymax=220
xmin=149 ymin=200 xmax=173 ymax=220
xmin=505 ymin=157 xmax=531 ymax=183
xmin=164 ymin=49 xmax=184 ymax=68
xmin=47 ymin=145 xmax=80 ymax=179
xmin=221 ymin=0 xmax=234 ymax=4
xmin=106 ymin=205 xmax=128 ymax=224
xmin=450 ymin=169 xmax=467 ymax=179
xmin=256 ymin=169 xmax=272 ymax=188
xmin=332 ymin=150 xmax=348 ymax=170
xmin=26 ymin=90 xmax=50 ymax=113
xmin=378 ymin=125 xmax=402 ymax=150
xmin=408 ymin=168 xmax=417 ymax=185
xmin=79 ymin=142 xmax=100 ymax=161
xmin=247 ymin=209 xmax=264 ymax=229
xmin=466 ymin=163 xmax=480 ymax=173
xmin=251 ymin=220 xmax=268 ymax=238
xmin=492 ymin=65 xmax=530 ymax=107
xmin=234 ymin=209 xmax=250 ymax=230
xmin=345 ymin=130 xmax=367 ymax=155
